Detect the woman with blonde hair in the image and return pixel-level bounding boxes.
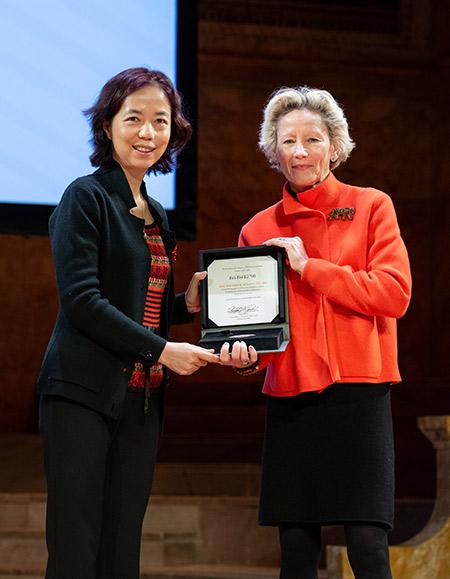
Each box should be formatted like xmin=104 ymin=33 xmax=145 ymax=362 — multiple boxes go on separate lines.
xmin=221 ymin=86 xmax=412 ymax=578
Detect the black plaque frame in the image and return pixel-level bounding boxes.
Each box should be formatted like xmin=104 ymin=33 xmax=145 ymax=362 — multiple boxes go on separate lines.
xmin=199 ymin=245 xmax=290 ymax=353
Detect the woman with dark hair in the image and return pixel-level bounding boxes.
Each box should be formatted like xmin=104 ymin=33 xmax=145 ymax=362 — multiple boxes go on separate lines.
xmin=38 ymin=67 xmax=219 ymax=579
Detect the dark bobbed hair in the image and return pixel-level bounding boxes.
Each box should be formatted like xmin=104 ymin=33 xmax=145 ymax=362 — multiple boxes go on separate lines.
xmin=83 ymin=67 xmax=192 ymax=175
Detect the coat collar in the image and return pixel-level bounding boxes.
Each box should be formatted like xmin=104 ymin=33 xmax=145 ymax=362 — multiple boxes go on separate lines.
xmin=94 ymin=162 xmax=168 ymax=232
xmin=282 ymin=172 xmax=343 ymax=215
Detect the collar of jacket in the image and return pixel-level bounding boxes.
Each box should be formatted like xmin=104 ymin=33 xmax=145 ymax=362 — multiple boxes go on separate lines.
xmin=282 ymin=172 xmax=343 ymax=215
xmin=94 ymin=161 xmax=169 ymax=233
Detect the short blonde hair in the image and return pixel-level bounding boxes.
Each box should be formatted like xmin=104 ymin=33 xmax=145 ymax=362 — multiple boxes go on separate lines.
xmin=259 ymin=86 xmax=355 ymax=171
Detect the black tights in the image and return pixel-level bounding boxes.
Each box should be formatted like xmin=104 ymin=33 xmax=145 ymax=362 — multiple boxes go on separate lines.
xmin=278 ymin=523 xmax=392 ymax=579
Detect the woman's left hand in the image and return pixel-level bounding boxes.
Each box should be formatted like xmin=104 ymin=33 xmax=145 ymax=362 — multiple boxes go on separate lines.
xmin=219 ymin=341 xmax=259 ymax=369
xmin=185 ymin=271 xmax=207 ymax=313
xmin=264 ymin=236 xmax=309 ymax=275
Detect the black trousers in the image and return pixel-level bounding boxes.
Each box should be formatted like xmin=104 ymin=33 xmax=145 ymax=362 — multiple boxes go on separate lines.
xmin=39 ymin=390 xmax=161 ymax=579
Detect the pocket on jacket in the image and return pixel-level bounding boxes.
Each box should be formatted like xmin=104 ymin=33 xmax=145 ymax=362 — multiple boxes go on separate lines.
xmin=46 ymin=376 xmax=102 ymax=393
xmin=38 ymin=324 xmax=122 ymax=394
xmin=329 ymin=307 xmax=382 ymax=378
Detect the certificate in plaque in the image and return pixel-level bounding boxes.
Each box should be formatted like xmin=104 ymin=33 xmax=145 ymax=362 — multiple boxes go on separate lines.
xmin=198 ymin=245 xmax=290 ymax=353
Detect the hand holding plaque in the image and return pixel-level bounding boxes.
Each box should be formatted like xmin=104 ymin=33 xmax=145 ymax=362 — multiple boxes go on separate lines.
xmin=198 ymin=245 xmax=290 ymax=353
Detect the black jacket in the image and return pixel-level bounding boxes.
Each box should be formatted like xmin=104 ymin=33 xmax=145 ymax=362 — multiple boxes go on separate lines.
xmin=38 ymin=163 xmax=191 ymax=417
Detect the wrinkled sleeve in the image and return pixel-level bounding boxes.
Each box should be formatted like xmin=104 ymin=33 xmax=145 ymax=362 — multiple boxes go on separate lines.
xmin=172 ymin=292 xmax=194 ymax=325
xmin=302 ymin=193 xmax=412 ymax=318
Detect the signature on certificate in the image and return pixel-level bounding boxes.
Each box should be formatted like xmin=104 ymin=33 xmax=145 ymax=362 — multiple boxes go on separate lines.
xmin=227 ymin=304 xmax=259 ymax=316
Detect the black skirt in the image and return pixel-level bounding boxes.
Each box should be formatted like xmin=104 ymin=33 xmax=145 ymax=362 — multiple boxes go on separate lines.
xmin=259 ymin=383 xmax=394 ymax=529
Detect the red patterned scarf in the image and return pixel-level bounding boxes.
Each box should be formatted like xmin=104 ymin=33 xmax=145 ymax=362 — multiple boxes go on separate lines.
xmin=129 ymin=223 xmax=170 ymax=391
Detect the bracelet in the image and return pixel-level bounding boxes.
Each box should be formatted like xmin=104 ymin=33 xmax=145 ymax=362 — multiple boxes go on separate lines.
xmin=234 ymin=358 xmax=260 ymax=376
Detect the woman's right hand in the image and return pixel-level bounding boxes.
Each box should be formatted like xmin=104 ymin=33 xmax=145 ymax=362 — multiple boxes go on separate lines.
xmin=158 ymin=342 xmax=220 ymax=375
xmin=264 ymin=236 xmax=309 ymax=275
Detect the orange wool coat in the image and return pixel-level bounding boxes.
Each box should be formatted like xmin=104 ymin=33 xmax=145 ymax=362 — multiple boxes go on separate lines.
xmin=239 ymin=172 xmax=412 ymax=396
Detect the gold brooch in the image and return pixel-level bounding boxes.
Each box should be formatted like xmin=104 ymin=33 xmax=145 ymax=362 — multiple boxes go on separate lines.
xmin=328 ymin=207 xmax=355 ymax=221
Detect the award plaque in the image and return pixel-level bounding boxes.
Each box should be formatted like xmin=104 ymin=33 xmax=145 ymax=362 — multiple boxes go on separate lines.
xmin=198 ymin=245 xmax=290 ymax=353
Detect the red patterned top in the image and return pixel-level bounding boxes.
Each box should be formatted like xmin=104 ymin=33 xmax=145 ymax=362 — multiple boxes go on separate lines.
xmin=129 ymin=223 xmax=170 ymax=391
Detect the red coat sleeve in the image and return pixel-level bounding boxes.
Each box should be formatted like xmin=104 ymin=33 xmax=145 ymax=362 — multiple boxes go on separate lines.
xmin=302 ymin=193 xmax=412 ymax=318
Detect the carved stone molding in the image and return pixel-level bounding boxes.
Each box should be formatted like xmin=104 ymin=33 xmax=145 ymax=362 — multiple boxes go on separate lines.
xmin=199 ymin=0 xmax=402 ymax=34
xmin=198 ymin=0 xmax=436 ymax=65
